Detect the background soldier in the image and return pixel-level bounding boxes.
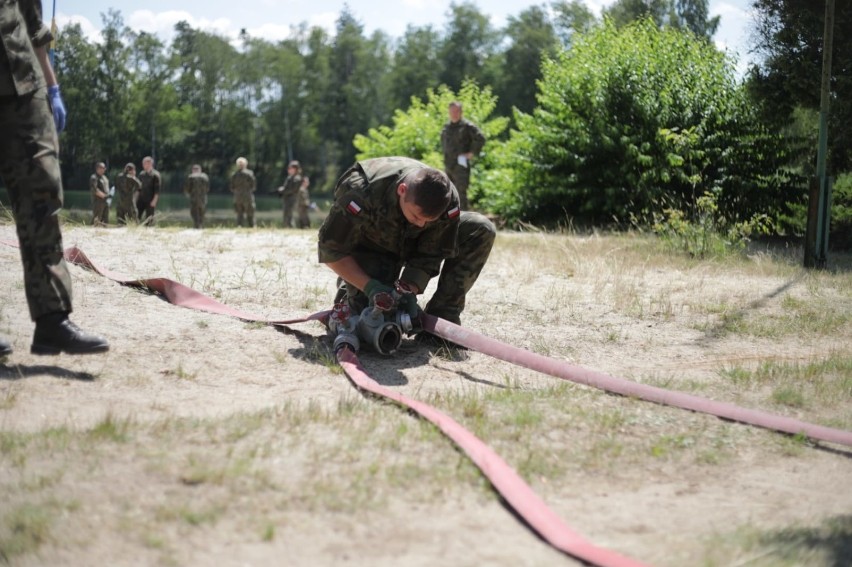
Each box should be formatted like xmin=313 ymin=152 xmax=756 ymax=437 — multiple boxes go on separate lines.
xmin=137 ymin=156 xmax=160 ymax=226
xmin=183 ymin=164 xmax=210 ymax=229
xmin=317 ymin=156 xmax=496 ymax=338
xmin=230 ymin=156 xmax=256 ymax=227
xmin=276 ymin=159 xmax=303 ymax=228
xmin=114 ymin=162 xmax=141 ymax=225
xmin=296 ymin=174 xmax=311 ymax=229
xmin=0 ymin=0 xmax=108 ymax=356
xmin=440 ymin=101 xmax=485 ymax=210
xmin=90 ymin=161 xmax=109 ymax=226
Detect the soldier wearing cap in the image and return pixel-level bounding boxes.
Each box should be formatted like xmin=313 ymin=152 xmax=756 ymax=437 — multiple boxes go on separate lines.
xmin=318 ymin=156 xmax=495 ymax=331
xmin=277 ymin=160 xmax=303 ymax=228
xmin=90 ymin=161 xmax=109 ymax=226
xmin=114 ymin=162 xmax=141 ymax=224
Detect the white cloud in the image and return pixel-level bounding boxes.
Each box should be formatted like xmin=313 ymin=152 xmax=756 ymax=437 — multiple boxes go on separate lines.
xmin=56 ymin=13 xmax=101 ymax=44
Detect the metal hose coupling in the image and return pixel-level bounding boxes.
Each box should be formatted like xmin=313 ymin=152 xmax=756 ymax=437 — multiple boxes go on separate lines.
xmin=356 ymin=305 xmax=402 ymax=355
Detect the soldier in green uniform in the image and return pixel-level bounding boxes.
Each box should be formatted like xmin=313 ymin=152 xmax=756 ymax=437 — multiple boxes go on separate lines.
xmin=0 ymin=0 xmax=108 ymax=356
xmin=440 ymin=101 xmax=485 ymax=210
xmin=183 ymin=164 xmax=210 ymax=229
xmin=318 ymin=156 xmax=496 ymax=337
xmin=296 ymin=175 xmax=311 ymax=229
xmin=90 ymin=161 xmax=109 ymax=226
xmin=230 ymin=156 xmax=256 ymax=227
xmin=114 ymin=162 xmax=141 ymax=224
xmin=137 ymin=156 xmax=160 ymax=226
xmin=276 ymin=160 xmax=302 ymax=228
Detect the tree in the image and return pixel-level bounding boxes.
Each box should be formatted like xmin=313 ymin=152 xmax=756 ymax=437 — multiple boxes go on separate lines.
xmin=483 ymin=19 xmax=797 ymax=226
xmin=603 ymin=0 xmax=719 ymax=40
xmin=748 ymin=0 xmax=852 ymax=172
xmin=551 ymin=0 xmax=598 ymax=47
xmin=497 ymin=6 xmax=560 ymax=116
xmin=389 ymin=25 xmax=443 ymax=112
xmin=438 ymin=2 xmax=500 ymax=92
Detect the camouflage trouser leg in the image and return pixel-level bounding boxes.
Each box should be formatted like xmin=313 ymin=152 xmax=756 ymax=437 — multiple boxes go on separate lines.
xmin=424 ymin=211 xmax=495 ymax=325
xmin=190 ymin=200 xmax=205 ymax=228
xmin=93 ymin=200 xmax=109 ymax=226
xmin=446 ymin=164 xmax=471 ymax=210
xmin=282 ymin=194 xmax=297 ymax=228
xmin=0 ymin=90 xmax=73 ymax=321
xmin=136 ymin=200 xmax=155 ymax=226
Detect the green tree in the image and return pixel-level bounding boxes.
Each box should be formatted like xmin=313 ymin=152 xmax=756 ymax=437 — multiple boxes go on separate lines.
xmin=748 ymin=0 xmax=852 ymax=172
xmin=485 ymin=19 xmax=797 ymax=226
xmin=551 ymin=0 xmax=598 ymax=47
xmin=389 ymin=25 xmax=443 ymax=113
xmin=438 ymin=2 xmax=500 ymax=92
xmin=497 ymin=6 xmax=560 ymax=116
xmin=354 ymin=81 xmax=508 ymax=207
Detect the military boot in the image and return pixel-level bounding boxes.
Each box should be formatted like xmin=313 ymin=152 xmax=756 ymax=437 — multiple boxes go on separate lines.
xmin=0 ymin=336 xmax=11 ymax=357
xmin=31 ymin=312 xmax=110 ymax=355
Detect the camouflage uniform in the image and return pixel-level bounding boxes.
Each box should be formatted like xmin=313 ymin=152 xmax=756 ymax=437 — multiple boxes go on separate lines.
xmin=137 ymin=167 xmax=160 ymax=225
xmin=440 ymin=117 xmax=485 ymax=210
xmin=89 ymin=170 xmax=109 ymax=226
xmin=0 ymin=0 xmax=73 ymax=320
xmin=278 ymin=173 xmax=301 ymax=228
xmin=318 ymin=157 xmax=496 ymax=324
xmin=296 ymin=180 xmax=310 ymax=229
xmin=183 ymin=171 xmax=210 ymax=229
xmin=114 ymin=171 xmax=140 ymax=224
xmin=230 ymin=168 xmax=256 ymax=227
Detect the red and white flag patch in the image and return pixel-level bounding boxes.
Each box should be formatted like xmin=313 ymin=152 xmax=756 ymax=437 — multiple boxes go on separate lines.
xmin=447 ymin=206 xmax=460 ymax=219
xmin=346 ymin=201 xmax=362 ymax=215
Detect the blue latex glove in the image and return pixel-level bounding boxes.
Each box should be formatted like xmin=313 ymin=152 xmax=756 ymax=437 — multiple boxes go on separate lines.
xmin=47 ymin=85 xmax=66 ymax=133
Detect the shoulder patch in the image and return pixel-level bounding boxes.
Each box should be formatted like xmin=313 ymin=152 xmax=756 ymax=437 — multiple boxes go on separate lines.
xmin=346 ymin=200 xmax=363 ymax=215
xmin=447 ymin=206 xmax=460 ymax=219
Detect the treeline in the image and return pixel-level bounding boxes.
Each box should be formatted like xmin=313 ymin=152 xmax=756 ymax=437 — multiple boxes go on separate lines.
xmin=51 ymin=0 xmax=719 ymax=195
xmin=48 ymin=0 xmax=852 ymax=243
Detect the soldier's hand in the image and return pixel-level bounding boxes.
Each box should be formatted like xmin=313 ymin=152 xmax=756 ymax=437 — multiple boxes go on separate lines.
xmin=47 ymin=85 xmax=67 ymax=133
xmin=364 ymin=279 xmax=394 ymax=310
xmin=397 ymin=293 xmax=420 ymax=318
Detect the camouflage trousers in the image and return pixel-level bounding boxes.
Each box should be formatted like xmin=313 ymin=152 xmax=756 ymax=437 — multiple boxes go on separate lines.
xmin=0 ymin=90 xmax=73 ymax=321
xmin=336 ymin=211 xmax=496 ymax=325
xmin=446 ymin=163 xmax=471 ymax=210
xmin=281 ymin=193 xmax=297 ymax=228
xmin=189 ymin=197 xmax=206 ymax=229
xmin=136 ymin=199 xmax=156 ymax=226
xmin=92 ymin=198 xmax=109 ymax=226
xmin=234 ymin=193 xmax=256 ymax=227
xmin=115 ymin=199 xmax=137 ymax=225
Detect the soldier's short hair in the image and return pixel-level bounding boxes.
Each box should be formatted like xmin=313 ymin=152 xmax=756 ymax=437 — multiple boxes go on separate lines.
xmin=405 ymin=168 xmax=452 ymax=218
xmin=142 ymin=156 xmax=153 ymax=165
xmin=236 ymin=157 xmax=248 ymax=168
xmin=448 ymin=101 xmax=462 ymax=111
xmin=288 ymin=160 xmax=301 ymax=170
xmin=96 ymin=162 xmax=106 ymax=169
xmin=124 ymin=163 xmax=135 ymax=172
xmin=192 ymin=164 xmax=201 ymax=172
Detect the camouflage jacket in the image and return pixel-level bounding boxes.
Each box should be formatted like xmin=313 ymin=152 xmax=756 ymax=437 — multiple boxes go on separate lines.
xmin=440 ymin=118 xmax=485 ymax=170
xmin=114 ymin=173 xmax=141 ymax=206
xmin=279 ymin=174 xmax=302 ymax=197
xmin=0 ymin=0 xmax=52 ymax=97
xmin=183 ymin=172 xmax=210 ymax=199
xmin=318 ymin=157 xmax=461 ymax=292
xmin=230 ymin=169 xmax=256 ymax=196
xmin=89 ymin=173 xmax=109 ymax=202
xmin=137 ymin=169 xmax=161 ymax=203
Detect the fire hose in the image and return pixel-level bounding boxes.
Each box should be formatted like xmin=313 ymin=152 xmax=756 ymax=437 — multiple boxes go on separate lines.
xmin=4 ymin=241 xmax=851 ymax=564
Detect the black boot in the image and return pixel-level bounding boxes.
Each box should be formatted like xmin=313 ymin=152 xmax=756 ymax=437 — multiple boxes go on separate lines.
xmin=31 ymin=312 xmax=109 ymax=355
xmin=0 ymin=336 xmax=11 ymax=357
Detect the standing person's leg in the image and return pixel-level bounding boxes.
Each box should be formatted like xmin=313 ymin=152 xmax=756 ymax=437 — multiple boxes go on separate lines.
xmin=447 ymin=164 xmax=471 ymax=210
xmin=247 ymin=194 xmax=256 ymax=228
xmin=235 ymin=199 xmax=245 ymax=226
xmin=424 ymin=211 xmax=495 ymax=325
xmin=0 ymin=91 xmax=108 ymax=355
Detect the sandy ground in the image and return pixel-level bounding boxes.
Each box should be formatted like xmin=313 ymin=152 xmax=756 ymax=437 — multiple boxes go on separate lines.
xmin=0 ymin=222 xmax=850 ymax=566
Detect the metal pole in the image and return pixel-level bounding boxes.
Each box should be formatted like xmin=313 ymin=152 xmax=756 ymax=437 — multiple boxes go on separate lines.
xmin=805 ymin=0 xmax=835 ymax=269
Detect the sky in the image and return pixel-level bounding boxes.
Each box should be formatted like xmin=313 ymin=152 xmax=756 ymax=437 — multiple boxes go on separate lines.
xmin=53 ymin=0 xmax=760 ymax=73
